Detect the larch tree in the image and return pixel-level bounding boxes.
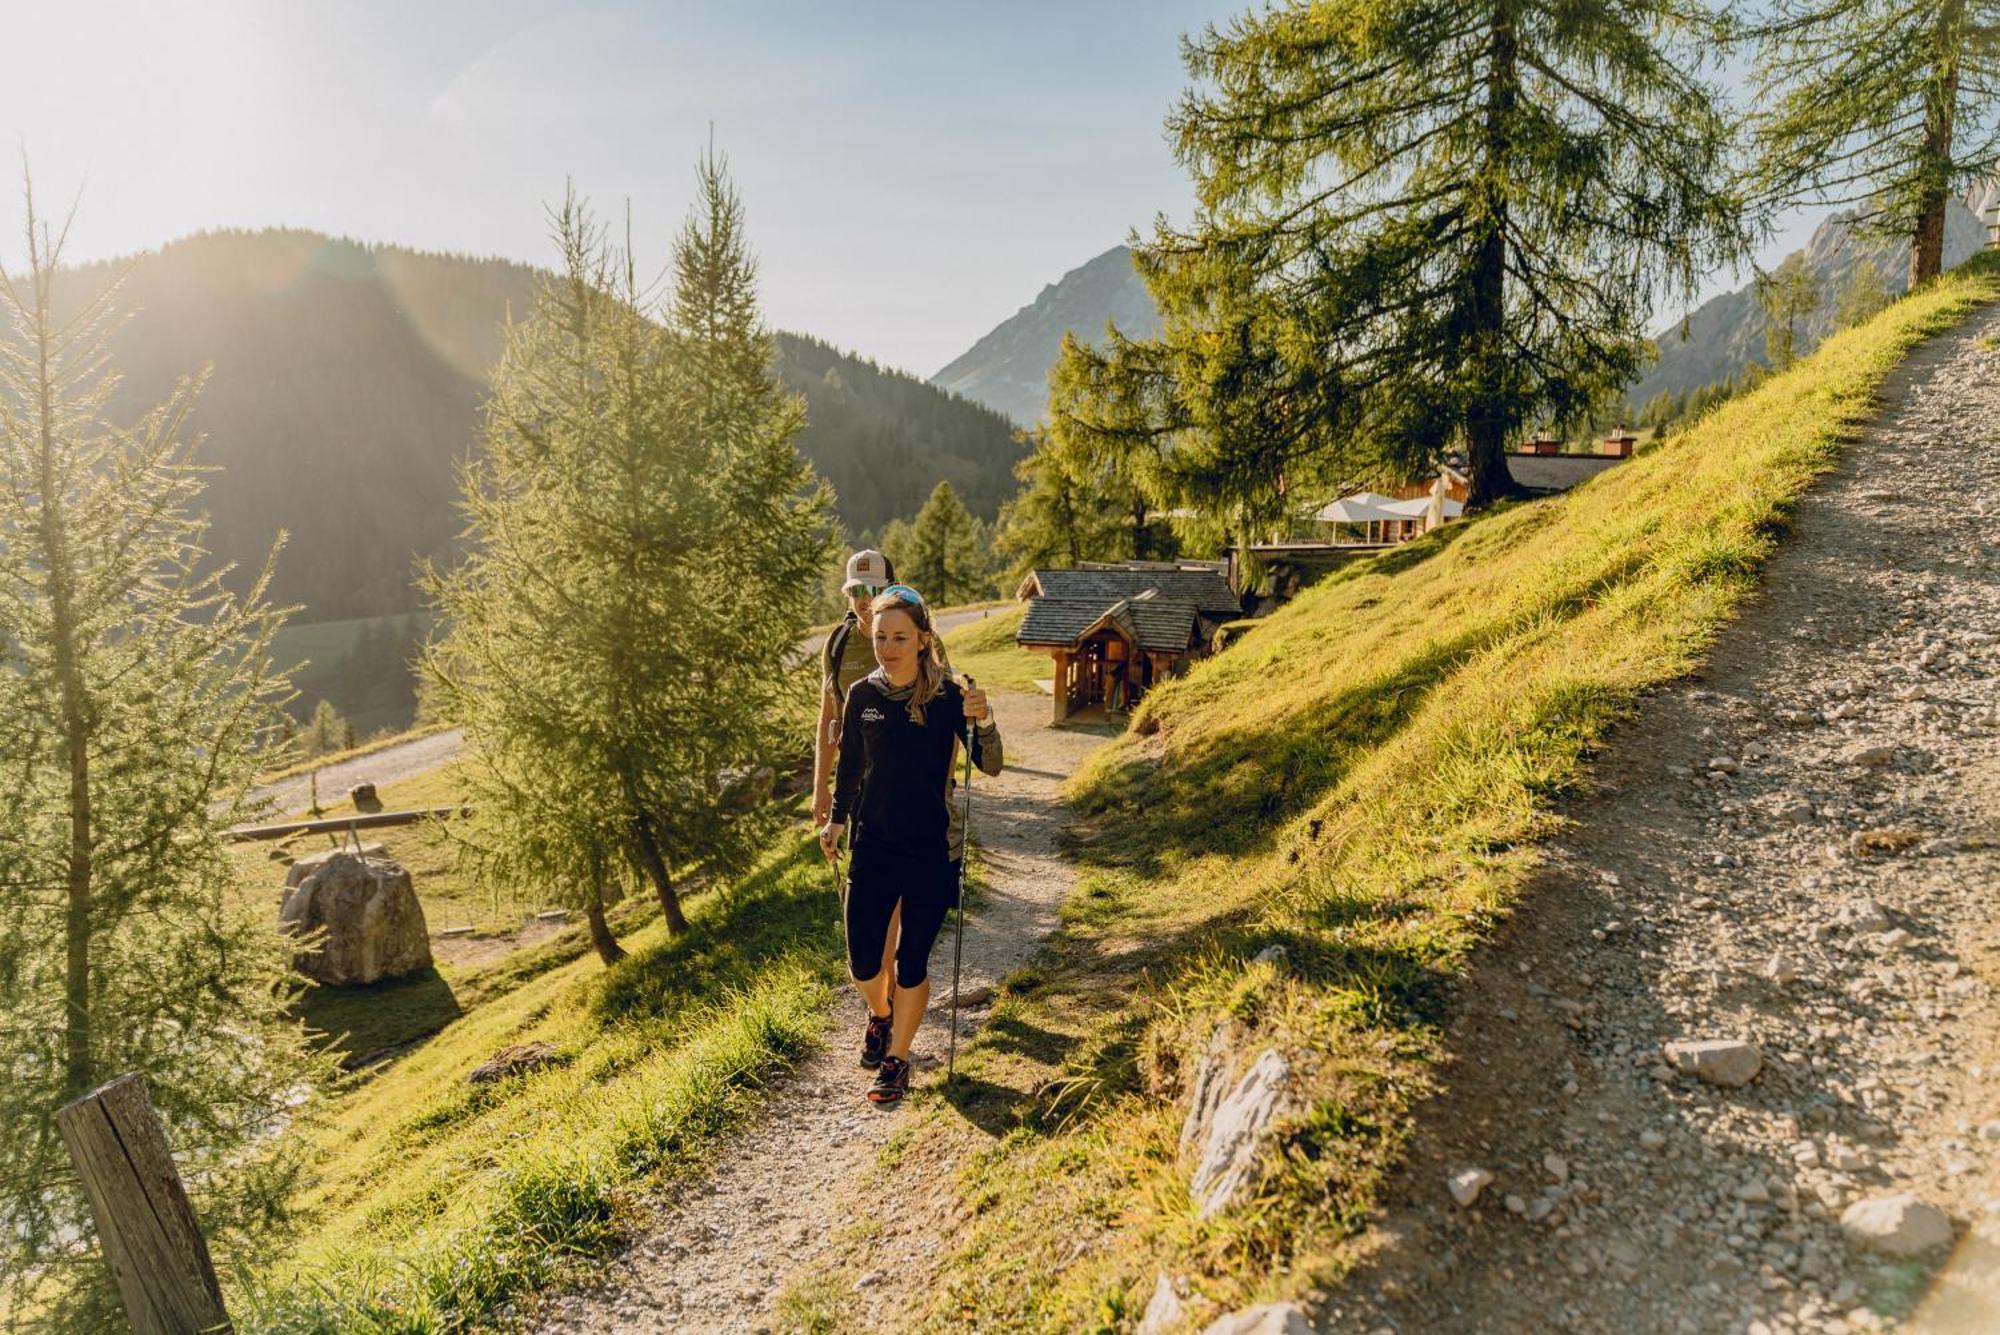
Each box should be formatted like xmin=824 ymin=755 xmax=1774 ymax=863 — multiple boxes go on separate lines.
xmin=0 ymin=180 xmax=322 ymax=1328
xmin=1054 ymin=0 xmax=1745 ymax=514
xmin=424 ymin=164 xmax=830 ymax=959
xmin=1749 ymin=0 xmax=2000 ymax=287
xmin=1758 ymin=252 xmax=1823 ymax=370
xmin=992 ymin=433 xmax=1133 ymax=585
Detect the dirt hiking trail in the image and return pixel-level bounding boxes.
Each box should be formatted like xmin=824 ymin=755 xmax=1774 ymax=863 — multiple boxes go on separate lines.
xmin=1323 ymin=307 xmax=2000 ymax=1332
xmin=533 ymin=688 xmax=1112 ymax=1333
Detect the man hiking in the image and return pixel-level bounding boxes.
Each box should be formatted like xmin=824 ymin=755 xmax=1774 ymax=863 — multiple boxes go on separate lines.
xmin=811 ymin=548 xmax=894 ymax=831
xmin=819 ymin=584 xmax=1001 ymax=1104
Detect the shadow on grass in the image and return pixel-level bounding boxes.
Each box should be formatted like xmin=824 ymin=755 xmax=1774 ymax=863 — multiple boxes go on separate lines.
xmin=1070 ymin=549 xmax=1654 ymax=878
xmin=298 ymin=965 xmax=464 ymax=1068
xmin=935 ymin=1071 xmax=1037 ymax=1137
xmin=591 ymin=840 xmax=842 ymax=1026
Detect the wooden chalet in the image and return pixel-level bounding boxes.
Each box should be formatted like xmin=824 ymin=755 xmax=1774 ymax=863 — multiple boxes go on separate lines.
xmin=1015 ymin=562 xmax=1241 ymax=722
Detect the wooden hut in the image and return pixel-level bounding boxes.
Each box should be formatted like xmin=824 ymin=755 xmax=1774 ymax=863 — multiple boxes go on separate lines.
xmin=1015 ymin=562 xmax=1240 ymax=722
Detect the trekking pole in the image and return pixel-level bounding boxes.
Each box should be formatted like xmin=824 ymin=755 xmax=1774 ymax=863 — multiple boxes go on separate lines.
xmin=947 ymin=676 xmax=977 ymax=1085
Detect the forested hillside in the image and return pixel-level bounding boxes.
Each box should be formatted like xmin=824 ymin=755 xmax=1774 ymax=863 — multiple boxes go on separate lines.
xmin=52 ymin=228 xmax=1021 ymax=626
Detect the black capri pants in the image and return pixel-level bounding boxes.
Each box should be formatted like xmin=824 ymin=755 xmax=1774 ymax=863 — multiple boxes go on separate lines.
xmin=844 ymin=841 xmax=959 ymax=987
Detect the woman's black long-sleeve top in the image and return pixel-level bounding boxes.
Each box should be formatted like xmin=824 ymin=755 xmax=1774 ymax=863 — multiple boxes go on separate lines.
xmin=830 ymin=673 xmax=1002 ymax=861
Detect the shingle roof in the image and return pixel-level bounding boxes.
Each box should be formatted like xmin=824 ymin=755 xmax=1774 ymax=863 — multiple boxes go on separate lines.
xmin=1017 ymin=593 xmax=1202 ymax=653
xmin=1026 ymin=566 xmax=1239 ymax=617
xmin=1504 ymin=453 xmax=1624 ymax=493
xmin=1018 ymin=597 xmax=1114 ymax=647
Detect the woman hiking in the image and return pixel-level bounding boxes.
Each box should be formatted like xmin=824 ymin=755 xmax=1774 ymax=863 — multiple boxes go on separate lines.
xmin=820 ymin=584 xmax=1001 ymax=1104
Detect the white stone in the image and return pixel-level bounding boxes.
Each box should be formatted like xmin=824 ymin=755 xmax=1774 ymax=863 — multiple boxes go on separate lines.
xmin=1179 ymin=1022 xmax=1246 ymax=1155
xmin=1662 ymin=1038 xmax=1763 ymax=1087
xmin=1847 ymin=744 xmax=1898 ymax=767
xmin=1839 ymin=1194 xmax=1955 ymax=1256
xmin=1199 ymin=1302 xmax=1313 ymax=1335
xmin=1190 ymin=1049 xmax=1290 ymax=1219
xmin=1639 ymin=1130 xmax=1667 ymax=1151
xmin=1251 ymin=944 xmax=1289 ymax=967
xmin=1763 ymin=952 xmax=1801 ymax=985
xmin=1977 ymin=1120 xmax=2000 ymax=1142
xmin=1137 ymin=1274 xmax=1186 ymax=1335
xmin=1845 ymin=900 xmax=1892 ymax=934
xmin=1448 ymin=1167 xmax=1494 ymax=1207
xmin=1543 ymin=1152 xmax=1570 ymax=1183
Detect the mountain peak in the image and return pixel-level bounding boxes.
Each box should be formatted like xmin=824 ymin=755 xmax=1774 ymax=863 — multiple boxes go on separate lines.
xmin=932 ymin=244 xmax=1158 ymax=426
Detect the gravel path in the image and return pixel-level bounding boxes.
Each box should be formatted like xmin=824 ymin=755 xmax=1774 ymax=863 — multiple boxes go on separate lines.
xmin=1326 ymin=305 xmax=2000 ymax=1332
xmin=532 ymin=688 xmax=1112 ymax=1333
xmin=245 ymin=728 xmax=465 ymax=816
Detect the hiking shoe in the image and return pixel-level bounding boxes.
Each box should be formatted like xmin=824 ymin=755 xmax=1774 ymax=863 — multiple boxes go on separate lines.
xmin=860 ymin=1008 xmax=893 ymax=1069
xmin=867 ymin=1055 xmax=911 ymax=1105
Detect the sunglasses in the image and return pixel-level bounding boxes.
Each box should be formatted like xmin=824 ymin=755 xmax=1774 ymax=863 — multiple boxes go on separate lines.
xmin=848 ymin=584 xmax=882 ymax=599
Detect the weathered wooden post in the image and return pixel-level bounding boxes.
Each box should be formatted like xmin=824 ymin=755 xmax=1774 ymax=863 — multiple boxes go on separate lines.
xmin=56 ymin=1073 xmax=233 ymax=1334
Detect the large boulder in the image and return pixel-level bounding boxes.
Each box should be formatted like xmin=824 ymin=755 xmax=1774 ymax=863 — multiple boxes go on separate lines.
xmin=280 ymin=851 xmax=431 ymax=985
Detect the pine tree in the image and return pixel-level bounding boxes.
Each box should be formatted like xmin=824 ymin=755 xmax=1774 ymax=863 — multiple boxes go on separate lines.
xmin=424 ymin=166 xmax=831 ymax=959
xmin=1758 ymin=253 xmax=1823 ymax=370
xmin=1749 ymin=0 xmax=2000 ymax=287
xmin=1053 ymin=0 xmax=1745 ymax=514
xmin=898 ymin=480 xmax=990 ymax=606
xmin=0 ymin=178 xmax=322 ymax=1326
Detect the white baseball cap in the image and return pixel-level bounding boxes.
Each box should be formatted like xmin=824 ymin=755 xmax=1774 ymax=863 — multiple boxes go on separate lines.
xmin=841 ymin=549 xmax=890 ymax=593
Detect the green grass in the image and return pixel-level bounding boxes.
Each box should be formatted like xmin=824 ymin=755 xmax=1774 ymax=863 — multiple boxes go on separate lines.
xmin=944 ymin=604 xmax=1047 ymax=693
xmin=900 ymin=257 xmax=2000 ymax=1331
xmin=236 ymin=830 xmax=844 ymax=1332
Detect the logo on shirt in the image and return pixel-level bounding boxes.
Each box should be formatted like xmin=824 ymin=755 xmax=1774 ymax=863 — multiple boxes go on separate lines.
xmin=860 ymin=707 xmax=886 ymax=723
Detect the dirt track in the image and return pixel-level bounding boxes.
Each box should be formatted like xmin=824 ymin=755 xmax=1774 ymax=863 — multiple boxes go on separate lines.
xmin=1327 ymin=302 xmax=2000 ymax=1333
xmin=532 ymin=688 xmax=1113 ymax=1333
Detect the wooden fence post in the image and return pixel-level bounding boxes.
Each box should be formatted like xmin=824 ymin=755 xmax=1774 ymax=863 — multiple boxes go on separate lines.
xmin=56 ymin=1072 xmax=233 ymax=1334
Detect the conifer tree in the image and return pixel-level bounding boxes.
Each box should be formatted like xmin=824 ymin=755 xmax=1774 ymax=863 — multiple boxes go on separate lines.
xmin=1758 ymin=253 xmax=1823 ymax=370
xmin=897 ymin=480 xmax=990 ymax=605
xmin=993 ymin=435 xmax=1133 ymax=583
xmin=1054 ymin=0 xmax=1745 ymax=514
xmin=1749 ymin=0 xmax=2000 ymax=287
xmin=0 ymin=179 xmax=320 ymax=1327
xmin=1836 ymin=258 xmax=1895 ymax=327
xmin=424 ymin=166 xmax=830 ymax=957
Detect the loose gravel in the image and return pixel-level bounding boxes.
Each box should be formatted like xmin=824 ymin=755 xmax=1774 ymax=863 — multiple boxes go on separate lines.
xmin=1326 ymin=304 xmax=2000 ymax=1332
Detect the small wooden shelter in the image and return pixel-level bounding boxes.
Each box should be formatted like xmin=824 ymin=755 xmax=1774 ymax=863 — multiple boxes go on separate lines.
xmin=1016 ymin=562 xmax=1240 ymax=722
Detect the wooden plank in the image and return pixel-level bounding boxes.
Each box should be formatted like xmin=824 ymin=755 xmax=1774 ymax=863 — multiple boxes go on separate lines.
xmin=56 ymin=1073 xmax=232 ymax=1334
xmin=223 ymin=804 xmax=469 ymax=843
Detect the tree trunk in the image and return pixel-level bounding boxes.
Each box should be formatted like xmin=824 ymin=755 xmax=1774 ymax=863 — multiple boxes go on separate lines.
xmin=1465 ymin=0 xmax=1522 ymax=511
xmin=632 ymin=814 xmax=690 ymax=936
xmin=1909 ymin=5 xmax=1962 ymax=287
xmin=584 ymin=880 xmax=625 ymax=965
xmin=30 ymin=258 xmax=95 ymax=1100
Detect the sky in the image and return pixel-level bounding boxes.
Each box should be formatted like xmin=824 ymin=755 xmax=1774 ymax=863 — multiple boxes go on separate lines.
xmin=4 ymin=1 xmax=1816 ymax=380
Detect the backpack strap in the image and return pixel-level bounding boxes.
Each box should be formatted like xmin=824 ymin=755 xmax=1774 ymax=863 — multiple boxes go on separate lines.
xmin=823 ymin=614 xmax=854 ymax=702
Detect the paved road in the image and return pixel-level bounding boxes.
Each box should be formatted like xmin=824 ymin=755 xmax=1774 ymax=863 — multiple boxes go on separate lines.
xmin=247 ymin=605 xmax=1010 ymax=815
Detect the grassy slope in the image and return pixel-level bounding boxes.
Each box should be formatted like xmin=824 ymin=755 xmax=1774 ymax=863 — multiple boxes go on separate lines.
xmin=910 ymin=259 xmax=2000 ymax=1331
xmin=238 ymin=829 xmax=844 ymax=1333
xmin=944 ymin=603 xmax=1046 ymax=693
